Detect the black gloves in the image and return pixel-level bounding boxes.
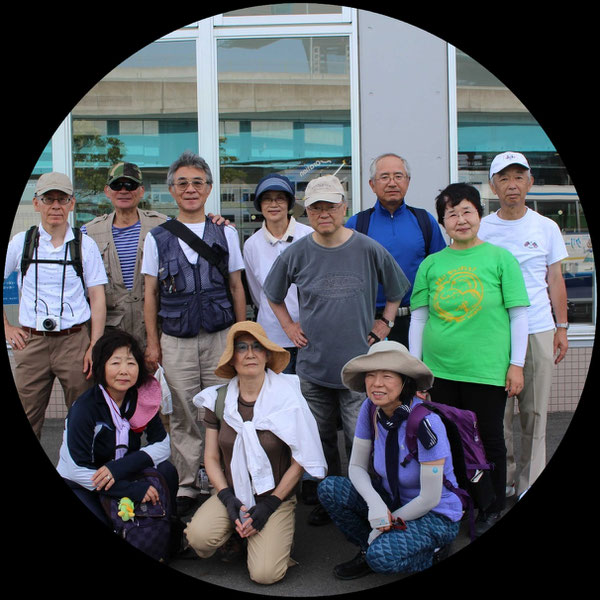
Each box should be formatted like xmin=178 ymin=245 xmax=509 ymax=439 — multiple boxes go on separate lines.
xmin=246 ymin=494 xmax=282 ymax=531
xmin=217 ymin=487 xmax=244 ymax=524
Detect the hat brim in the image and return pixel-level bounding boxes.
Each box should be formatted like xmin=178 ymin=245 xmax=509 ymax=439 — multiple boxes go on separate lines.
xmin=303 ymin=193 xmax=345 ymax=207
xmin=215 ymin=321 xmax=290 ymax=379
xmin=341 ymin=345 xmax=434 ymax=392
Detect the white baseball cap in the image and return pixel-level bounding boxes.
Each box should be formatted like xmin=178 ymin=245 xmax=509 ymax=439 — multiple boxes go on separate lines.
xmin=303 ymin=175 xmax=345 ymax=207
xmin=489 ymin=152 xmax=530 ymax=180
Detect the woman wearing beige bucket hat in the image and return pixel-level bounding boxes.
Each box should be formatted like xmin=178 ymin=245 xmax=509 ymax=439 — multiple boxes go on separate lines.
xmin=316 ymin=340 xmax=462 ymax=579
xmin=184 ymin=321 xmax=326 ymax=585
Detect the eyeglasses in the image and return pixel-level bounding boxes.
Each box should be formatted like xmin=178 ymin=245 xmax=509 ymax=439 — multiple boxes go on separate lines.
xmin=234 ymin=341 xmax=267 ymax=354
xmin=306 ymin=203 xmax=345 ymax=215
xmin=173 ymin=179 xmax=209 ymax=191
xmin=38 ymin=194 xmax=72 ymax=205
xmin=375 ymin=173 xmax=408 ymax=184
xmin=108 ymin=180 xmax=140 ymax=191
xmin=261 ymin=196 xmax=288 ymax=206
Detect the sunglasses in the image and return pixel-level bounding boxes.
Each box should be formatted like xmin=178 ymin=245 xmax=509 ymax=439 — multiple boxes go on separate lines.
xmin=108 ymin=180 xmax=140 ymax=191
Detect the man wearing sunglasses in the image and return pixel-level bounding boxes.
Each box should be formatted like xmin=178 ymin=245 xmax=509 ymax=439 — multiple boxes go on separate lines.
xmin=82 ymin=162 xmax=167 ymax=345
xmin=4 ymin=172 xmax=107 ymax=438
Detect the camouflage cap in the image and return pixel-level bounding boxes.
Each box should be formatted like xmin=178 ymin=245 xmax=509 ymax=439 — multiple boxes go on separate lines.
xmin=107 ymin=162 xmax=143 ymax=184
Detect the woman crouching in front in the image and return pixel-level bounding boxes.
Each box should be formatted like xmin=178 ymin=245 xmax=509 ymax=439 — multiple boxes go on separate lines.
xmin=185 ymin=321 xmax=326 ymax=585
xmin=317 ymin=341 xmax=462 ymax=579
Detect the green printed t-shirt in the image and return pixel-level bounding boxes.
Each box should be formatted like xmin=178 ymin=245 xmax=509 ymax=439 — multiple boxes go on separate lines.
xmin=410 ymin=242 xmax=530 ymax=387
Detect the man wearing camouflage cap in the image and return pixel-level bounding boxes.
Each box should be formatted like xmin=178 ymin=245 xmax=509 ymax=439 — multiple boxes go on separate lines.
xmin=82 ymin=162 xmax=167 ymax=344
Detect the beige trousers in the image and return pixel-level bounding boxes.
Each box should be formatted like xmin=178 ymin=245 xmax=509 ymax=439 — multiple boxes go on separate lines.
xmin=504 ymin=329 xmax=555 ymax=495
xmin=160 ymin=328 xmax=230 ymax=498
xmin=13 ymin=326 xmax=92 ymax=438
xmin=185 ymin=493 xmax=297 ymax=585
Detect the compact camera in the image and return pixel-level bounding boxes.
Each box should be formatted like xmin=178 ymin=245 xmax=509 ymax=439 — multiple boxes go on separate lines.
xmin=36 ymin=314 xmax=61 ymax=332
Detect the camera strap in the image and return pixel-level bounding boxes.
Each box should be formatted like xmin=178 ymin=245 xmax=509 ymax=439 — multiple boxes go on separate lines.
xmin=32 ymin=234 xmax=71 ymax=319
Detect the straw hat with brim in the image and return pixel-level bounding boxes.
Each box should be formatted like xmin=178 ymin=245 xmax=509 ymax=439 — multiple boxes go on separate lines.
xmin=215 ymin=321 xmax=290 ymax=379
xmin=341 ymin=341 xmax=434 ymax=393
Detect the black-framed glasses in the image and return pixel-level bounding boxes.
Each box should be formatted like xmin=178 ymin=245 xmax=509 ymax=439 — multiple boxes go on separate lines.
xmin=108 ymin=180 xmax=140 ymax=191
xmin=234 ymin=341 xmax=267 ymax=354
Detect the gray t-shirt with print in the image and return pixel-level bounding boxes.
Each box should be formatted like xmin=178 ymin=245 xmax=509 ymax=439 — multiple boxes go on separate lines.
xmin=263 ymin=231 xmax=409 ymax=388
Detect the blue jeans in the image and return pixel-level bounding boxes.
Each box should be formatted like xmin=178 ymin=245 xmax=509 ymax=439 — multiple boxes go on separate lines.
xmin=318 ymin=476 xmax=460 ymax=574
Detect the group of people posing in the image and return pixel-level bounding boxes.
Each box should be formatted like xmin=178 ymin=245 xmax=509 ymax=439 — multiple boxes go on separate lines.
xmin=4 ymin=149 xmax=569 ymax=584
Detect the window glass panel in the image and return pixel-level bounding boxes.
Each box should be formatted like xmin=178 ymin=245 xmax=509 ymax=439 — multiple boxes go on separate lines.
xmin=70 ymin=40 xmax=198 ymax=227
xmin=224 ymin=4 xmax=343 ymax=17
xmin=217 ymin=36 xmax=351 ymax=242
xmin=456 ymin=48 xmax=594 ymax=325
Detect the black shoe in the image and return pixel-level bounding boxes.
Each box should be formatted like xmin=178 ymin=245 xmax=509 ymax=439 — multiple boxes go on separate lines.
xmin=301 ymin=480 xmax=319 ymax=505
xmin=432 ymin=543 xmax=452 ymax=565
xmin=176 ymin=496 xmax=198 ymax=517
xmin=308 ymin=503 xmax=331 ymax=526
xmin=474 ymin=510 xmax=502 ymax=537
xmin=333 ymin=550 xmax=373 ymax=580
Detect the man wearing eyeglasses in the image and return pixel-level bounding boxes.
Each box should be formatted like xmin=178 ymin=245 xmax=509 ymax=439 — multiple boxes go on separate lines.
xmin=141 ymin=151 xmax=247 ymax=515
xmin=4 ymin=172 xmax=107 ymax=437
xmin=82 ymin=162 xmax=167 ymax=345
xmin=345 ymin=154 xmax=446 ymax=346
xmin=264 ymin=174 xmax=409 ymax=525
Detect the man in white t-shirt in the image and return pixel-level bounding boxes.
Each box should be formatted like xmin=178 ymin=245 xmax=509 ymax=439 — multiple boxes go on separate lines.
xmin=4 ymin=172 xmax=107 ymax=438
xmin=243 ymin=173 xmax=313 ymax=373
xmin=479 ymin=151 xmax=569 ymax=499
xmin=141 ymin=151 xmax=246 ymax=515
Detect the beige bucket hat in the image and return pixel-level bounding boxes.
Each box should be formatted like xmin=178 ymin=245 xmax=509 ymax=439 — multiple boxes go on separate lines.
xmin=341 ymin=340 xmax=434 ymax=392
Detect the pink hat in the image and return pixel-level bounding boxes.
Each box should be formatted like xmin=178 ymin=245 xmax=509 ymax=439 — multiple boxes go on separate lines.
xmin=129 ymin=376 xmax=162 ymax=431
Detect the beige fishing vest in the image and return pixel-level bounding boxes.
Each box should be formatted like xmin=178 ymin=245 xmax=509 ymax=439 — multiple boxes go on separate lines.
xmin=84 ymin=209 xmax=167 ymax=344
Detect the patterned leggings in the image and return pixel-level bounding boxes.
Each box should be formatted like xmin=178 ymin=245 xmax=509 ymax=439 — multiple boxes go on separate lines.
xmin=318 ymin=476 xmax=460 ymax=574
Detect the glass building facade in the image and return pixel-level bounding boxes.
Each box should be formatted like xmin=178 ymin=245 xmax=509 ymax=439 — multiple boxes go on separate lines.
xmin=5 ymin=6 xmax=594 ymax=348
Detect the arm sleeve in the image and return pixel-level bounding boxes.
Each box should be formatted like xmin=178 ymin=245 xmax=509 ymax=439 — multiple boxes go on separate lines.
xmin=348 ymin=437 xmax=390 ymax=526
xmin=391 ymin=462 xmax=444 ymax=521
xmin=508 ymin=305 xmax=529 ymax=367
xmin=408 ymin=305 xmax=428 ymax=360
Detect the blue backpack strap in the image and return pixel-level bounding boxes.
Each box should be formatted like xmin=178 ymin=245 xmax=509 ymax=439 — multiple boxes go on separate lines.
xmin=355 ymin=207 xmax=375 ymax=235
xmin=406 ymin=205 xmax=433 ymax=256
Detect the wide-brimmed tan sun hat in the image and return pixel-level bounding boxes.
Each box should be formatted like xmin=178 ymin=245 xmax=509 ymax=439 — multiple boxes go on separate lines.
xmin=215 ymin=321 xmax=290 ymax=379
xmin=341 ymin=340 xmax=434 ymax=392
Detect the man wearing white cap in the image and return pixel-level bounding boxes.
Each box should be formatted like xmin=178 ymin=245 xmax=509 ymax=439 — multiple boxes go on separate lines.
xmin=264 ymin=174 xmax=409 ymax=525
xmin=478 ymin=152 xmax=569 ymax=498
xmin=4 ymin=172 xmax=107 ymax=437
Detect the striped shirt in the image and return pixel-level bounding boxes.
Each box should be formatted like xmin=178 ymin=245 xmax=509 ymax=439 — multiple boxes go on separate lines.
xmin=81 ymin=220 xmax=141 ymax=290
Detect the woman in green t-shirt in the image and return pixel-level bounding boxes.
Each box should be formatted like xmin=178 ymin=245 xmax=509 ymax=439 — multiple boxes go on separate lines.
xmin=409 ymin=183 xmax=530 ymax=537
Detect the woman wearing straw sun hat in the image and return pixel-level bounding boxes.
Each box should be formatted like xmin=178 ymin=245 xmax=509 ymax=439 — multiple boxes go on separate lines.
xmin=184 ymin=321 xmax=326 ymax=585
xmin=317 ymin=340 xmax=462 ymax=579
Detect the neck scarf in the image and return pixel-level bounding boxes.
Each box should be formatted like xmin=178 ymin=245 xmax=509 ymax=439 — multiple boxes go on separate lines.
xmin=100 ymin=385 xmax=131 ymax=460
xmin=377 ymin=403 xmax=411 ymax=508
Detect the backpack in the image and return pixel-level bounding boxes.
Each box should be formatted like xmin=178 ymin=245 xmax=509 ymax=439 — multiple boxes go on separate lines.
xmin=354 ymin=205 xmax=434 ymax=256
xmin=368 ymin=398 xmax=495 ymax=539
xmin=20 ymin=225 xmax=85 ymax=289
xmin=100 ymin=467 xmax=174 ymax=563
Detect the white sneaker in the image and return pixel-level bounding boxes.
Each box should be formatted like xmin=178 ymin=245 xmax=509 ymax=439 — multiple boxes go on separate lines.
xmin=505 ymin=484 xmax=516 ymax=498
xmin=198 ymin=466 xmax=211 ymax=494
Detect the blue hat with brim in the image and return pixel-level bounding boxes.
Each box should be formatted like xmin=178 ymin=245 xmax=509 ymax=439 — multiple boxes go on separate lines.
xmin=254 ymin=174 xmax=295 ymax=211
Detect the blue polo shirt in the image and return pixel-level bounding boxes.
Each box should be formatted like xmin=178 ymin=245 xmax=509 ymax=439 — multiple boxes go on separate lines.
xmin=346 ymin=200 xmax=446 ymax=308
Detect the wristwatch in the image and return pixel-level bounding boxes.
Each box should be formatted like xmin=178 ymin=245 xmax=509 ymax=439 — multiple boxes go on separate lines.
xmin=380 ymin=317 xmax=395 ymax=328
xmin=556 ymin=322 xmax=569 ymax=330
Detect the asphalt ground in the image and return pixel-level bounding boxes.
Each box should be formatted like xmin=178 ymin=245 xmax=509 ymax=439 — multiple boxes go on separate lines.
xmin=30 ymin=410 xmax=583 ymax=597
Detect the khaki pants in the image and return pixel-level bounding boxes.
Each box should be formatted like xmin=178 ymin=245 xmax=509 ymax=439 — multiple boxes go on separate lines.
xmin=185 ymin=494 xmax=297 ymax=585
xmin=160 ymin=328 xmax=230 ymax=499
xmin=504 ymin=329 xmax=555 ymax=495
xmin=13 ymin=326 xmax=92 ymax=438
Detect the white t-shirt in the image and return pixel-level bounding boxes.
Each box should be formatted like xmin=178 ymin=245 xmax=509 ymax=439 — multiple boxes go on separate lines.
xmin=478 ymin=208 xmax=568 ymax=334
xmin=141 ymin=221 xmax=244 ymax=277
xmin=4 ymin=224 xmax=108 ymax=329
xmin=243 ymin=218 xmax=313 ymax=347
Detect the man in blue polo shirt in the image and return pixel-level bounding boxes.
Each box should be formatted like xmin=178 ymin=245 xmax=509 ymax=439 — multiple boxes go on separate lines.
xmin=346 ymin=153 xmax=446 ymax=346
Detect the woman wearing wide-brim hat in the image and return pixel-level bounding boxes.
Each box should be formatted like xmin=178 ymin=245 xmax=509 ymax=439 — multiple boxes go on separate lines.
xmin=317 ymin=340 xmax=463 ymax=579
xmin=184 ymin=321 xmax=326 ymax=585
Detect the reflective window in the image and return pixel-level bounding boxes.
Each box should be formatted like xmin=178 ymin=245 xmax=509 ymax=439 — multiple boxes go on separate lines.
xmin=70 ymin=40 xmax=198 ymax=227
xmin=217 ymin=36 xmax=352 ymax=242
xmin=456 ymin=49 xmax=594 ymax=326
xmin=224 ymin=4 xmax=343 ymax=16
